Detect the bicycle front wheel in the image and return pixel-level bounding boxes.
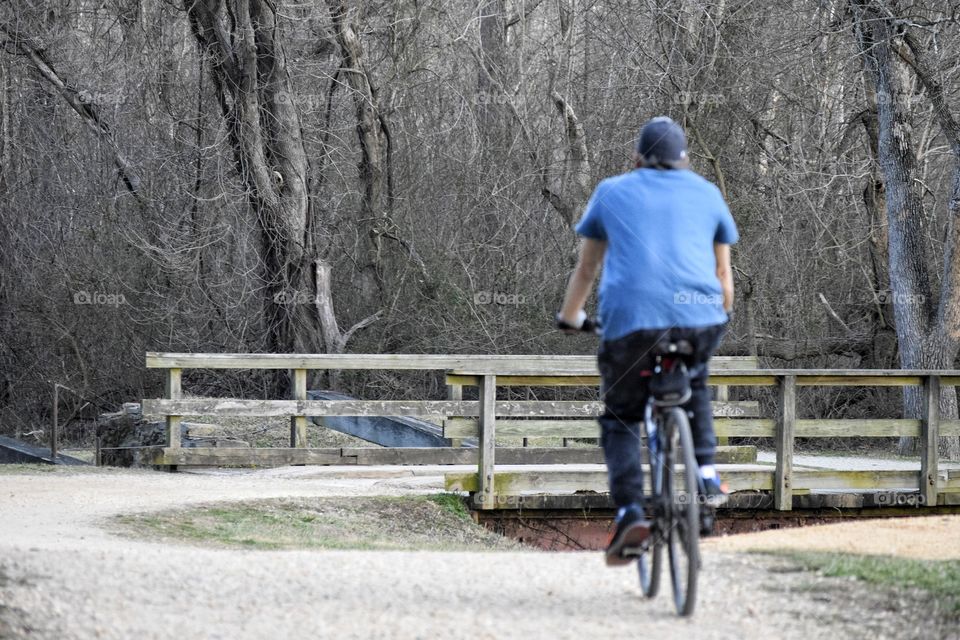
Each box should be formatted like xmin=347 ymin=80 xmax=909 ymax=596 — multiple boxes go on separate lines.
xmin=665 ymin=406 xmax=700 ymax=617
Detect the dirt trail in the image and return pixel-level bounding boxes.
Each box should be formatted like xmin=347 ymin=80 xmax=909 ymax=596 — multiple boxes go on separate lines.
xmin=707 ymin=514 xmax=960 ymax=560
xmin=0 ymin=467 xmax=954 ymax=639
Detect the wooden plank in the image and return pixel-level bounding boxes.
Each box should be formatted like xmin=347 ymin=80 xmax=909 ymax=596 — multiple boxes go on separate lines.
xmin=794 ymin=375 xmax=923 ymax=387
xmin=148 ymin=447 xmax=346 ymax=466
xmin=713 ymin=419 xmax=776 ymax=438
xmin=792 ymin=470 xmax=920 ymax=491
xmin=794 ymin=419 xmax=922 ymax=438
xmin=447 ymin=375 xmax=602 ymax=387
xmin=756 ymin=369 xmax=958 ymax=376
xmin=291 ymin=369 xmax=308 ymax=448
xmin=941 ymin=469 xmax=960 ymax=493
xmin=774 ymin=375 xmax=796 ymax=511
xmin=920 ymin=375 xmax=940 ymax=506
xmin=143 ymin=398 xmax=621 ymax=418
xmin=478 ymin=374 xmax=497 ymax=510
xmin=445 ymin=361 xmax=758 ymax=387
xmin=348 ymin=447 xmax=607 ymax=465
xmin=146 ymin=353 xmax=597 ymax=370
xmin=347 ymin=448 xmax=474 ymax=465
xmin=941 ymin=420 xmax=960 ymax=437
xmin=707 ymin=375 xmax=778 ymax=386
xmin=444 ymin=468 xmax=922 ymax=499
xmin=447 ymin=357 xmax=760 ymax=375
xmin=445 ymin=402 xmax=759 ymax=438
xmin=444 ymin=418 xmax=598 ymax=439
xmin=147 ymin=352 xmax=754 ymax=372
xmin=144 ymin=398 xmax=467 ymax=418
xmin=445 ymin=468 xmax=775 ymax=495
xmin=165 ymin=368 xmax=182 ymax=450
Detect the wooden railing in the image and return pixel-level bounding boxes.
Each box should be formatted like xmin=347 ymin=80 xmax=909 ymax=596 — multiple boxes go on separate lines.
xmin=143 ymin=352 xmax=754 ymax=460
xmin=444 ymin=369 xmax=960 ymax=509
xmin=142 ymin=354 xmax=960 ymax=511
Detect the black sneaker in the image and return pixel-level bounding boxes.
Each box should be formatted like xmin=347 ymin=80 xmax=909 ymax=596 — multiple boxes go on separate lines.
xmin=701 ymin=478 xmax=729 ymax=507
xmin=605 ymin=505 xmax=651 ymax=567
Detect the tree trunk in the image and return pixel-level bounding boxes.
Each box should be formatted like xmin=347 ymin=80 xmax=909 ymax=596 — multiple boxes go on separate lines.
xmin=477 ymin=0 xmax=506 ymax=139
xmin=851 ymin=0 xmax=960 ymax=459
xmin=325 ymin=0 xmax=389 ymax=305
xmin=185 ymin=0 xmax=320 ymax=364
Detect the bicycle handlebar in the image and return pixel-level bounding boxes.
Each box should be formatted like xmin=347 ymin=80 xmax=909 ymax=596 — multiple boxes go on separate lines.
xmin=555 ymin=313 xmax=602 ymax=335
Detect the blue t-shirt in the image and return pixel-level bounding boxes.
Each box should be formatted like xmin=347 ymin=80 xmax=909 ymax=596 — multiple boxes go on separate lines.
xmin=574 ymin=168 xmax=738 ymax=340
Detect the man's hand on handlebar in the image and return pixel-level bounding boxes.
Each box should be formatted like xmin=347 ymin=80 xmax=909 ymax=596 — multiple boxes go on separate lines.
xmin=555 ymin=310 xmax=602 ymax=335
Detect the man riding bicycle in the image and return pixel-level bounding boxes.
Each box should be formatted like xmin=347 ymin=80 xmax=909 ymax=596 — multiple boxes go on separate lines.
xmin=556 ymin=116 xmax=738 ymax=566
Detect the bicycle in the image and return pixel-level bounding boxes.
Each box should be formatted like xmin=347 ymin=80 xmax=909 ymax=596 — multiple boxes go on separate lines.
xmin=556 ymin=314 xmax=706 ymax=617
xmin=630 ymin=339 xmax=702 ymax=617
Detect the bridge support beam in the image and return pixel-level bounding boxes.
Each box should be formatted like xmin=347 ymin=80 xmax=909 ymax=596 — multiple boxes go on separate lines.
xmin=290 ymin=368 xmax=308 ymax=448
xmin=774 ymin=374 xmax=796 ymax=511
xmin=920 ymin=375 xmax=940 ymax=506
xmin=477 ymin=374 xmax=497 ymax=509
xmin=165 ymin=368 xmax=182 ymax=450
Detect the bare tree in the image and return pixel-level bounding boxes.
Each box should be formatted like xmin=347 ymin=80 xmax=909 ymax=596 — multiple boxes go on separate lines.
xmin=850 ymin=0 xmax=960 ymax=457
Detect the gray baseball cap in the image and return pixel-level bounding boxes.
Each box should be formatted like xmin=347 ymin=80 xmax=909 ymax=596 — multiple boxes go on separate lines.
xmin=636 ymin=116 xmax=687 ymax=164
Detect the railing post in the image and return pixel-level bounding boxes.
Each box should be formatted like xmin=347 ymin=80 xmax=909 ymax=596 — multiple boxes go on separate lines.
xmin=291 ymin=368 xmax=308 ymax=448
xmin=51 ymin=383 xmax=59 ymax=462
xmin=920 ymin=374 xmax=940 ymax=506
xmin=477 ymin=374 xmax=497 ymax=509
xmin=446 ymin=381 xmax=463 ymax=448
xmin=165 ymin=368 xmax=182 ymax=450
xmin=774 ymin=374 xmax=796 ymax=511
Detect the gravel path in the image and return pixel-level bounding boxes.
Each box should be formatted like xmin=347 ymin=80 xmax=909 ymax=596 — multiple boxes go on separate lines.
xmin=0 ymin=467 xmax=954 ymax=639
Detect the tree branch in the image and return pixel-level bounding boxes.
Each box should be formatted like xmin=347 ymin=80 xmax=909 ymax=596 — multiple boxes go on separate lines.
xmin=0 ymin=23 xmax=142 ymax=197
xmin=505 ymin=0 xmax=545 ymax=28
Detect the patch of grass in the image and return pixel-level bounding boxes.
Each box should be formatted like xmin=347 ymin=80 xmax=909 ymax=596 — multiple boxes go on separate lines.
xmin=426 ymin=493 xmax=471 ymax=521
xmin=774 ymin=551 xmax=960 ymax=616
xmin=0 ymin=463 xmax=59 ymax=474
xmin=115 ymin=494 xmax=520 ymax=552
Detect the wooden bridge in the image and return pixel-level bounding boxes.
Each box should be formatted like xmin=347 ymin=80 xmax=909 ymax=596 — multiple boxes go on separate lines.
xmin=140 ymin=353 xmax=960 ymax=512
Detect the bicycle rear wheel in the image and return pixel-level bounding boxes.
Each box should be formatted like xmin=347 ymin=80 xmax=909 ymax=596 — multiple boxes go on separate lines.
xmin=637 ymin=419 xmax=664 ymax=598
xmin=665 ymin=407 xmax=700 ymax=617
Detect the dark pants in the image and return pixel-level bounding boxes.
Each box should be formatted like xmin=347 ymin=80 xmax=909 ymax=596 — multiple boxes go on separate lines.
xmin=597 ymin=324 xmax=727 ymax=508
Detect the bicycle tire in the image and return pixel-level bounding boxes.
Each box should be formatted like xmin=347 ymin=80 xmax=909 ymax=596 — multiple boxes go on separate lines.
xmin=665 ymin=406 xmax=700 ymax=617
xmin=637 ymin=417 xmax=664 ymax=598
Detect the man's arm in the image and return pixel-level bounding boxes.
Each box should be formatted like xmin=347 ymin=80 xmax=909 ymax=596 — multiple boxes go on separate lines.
xmin=559 ymin=238 xmax=607 ymax=325
xmin=714 ymin=242 xmax=734 ymax=313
